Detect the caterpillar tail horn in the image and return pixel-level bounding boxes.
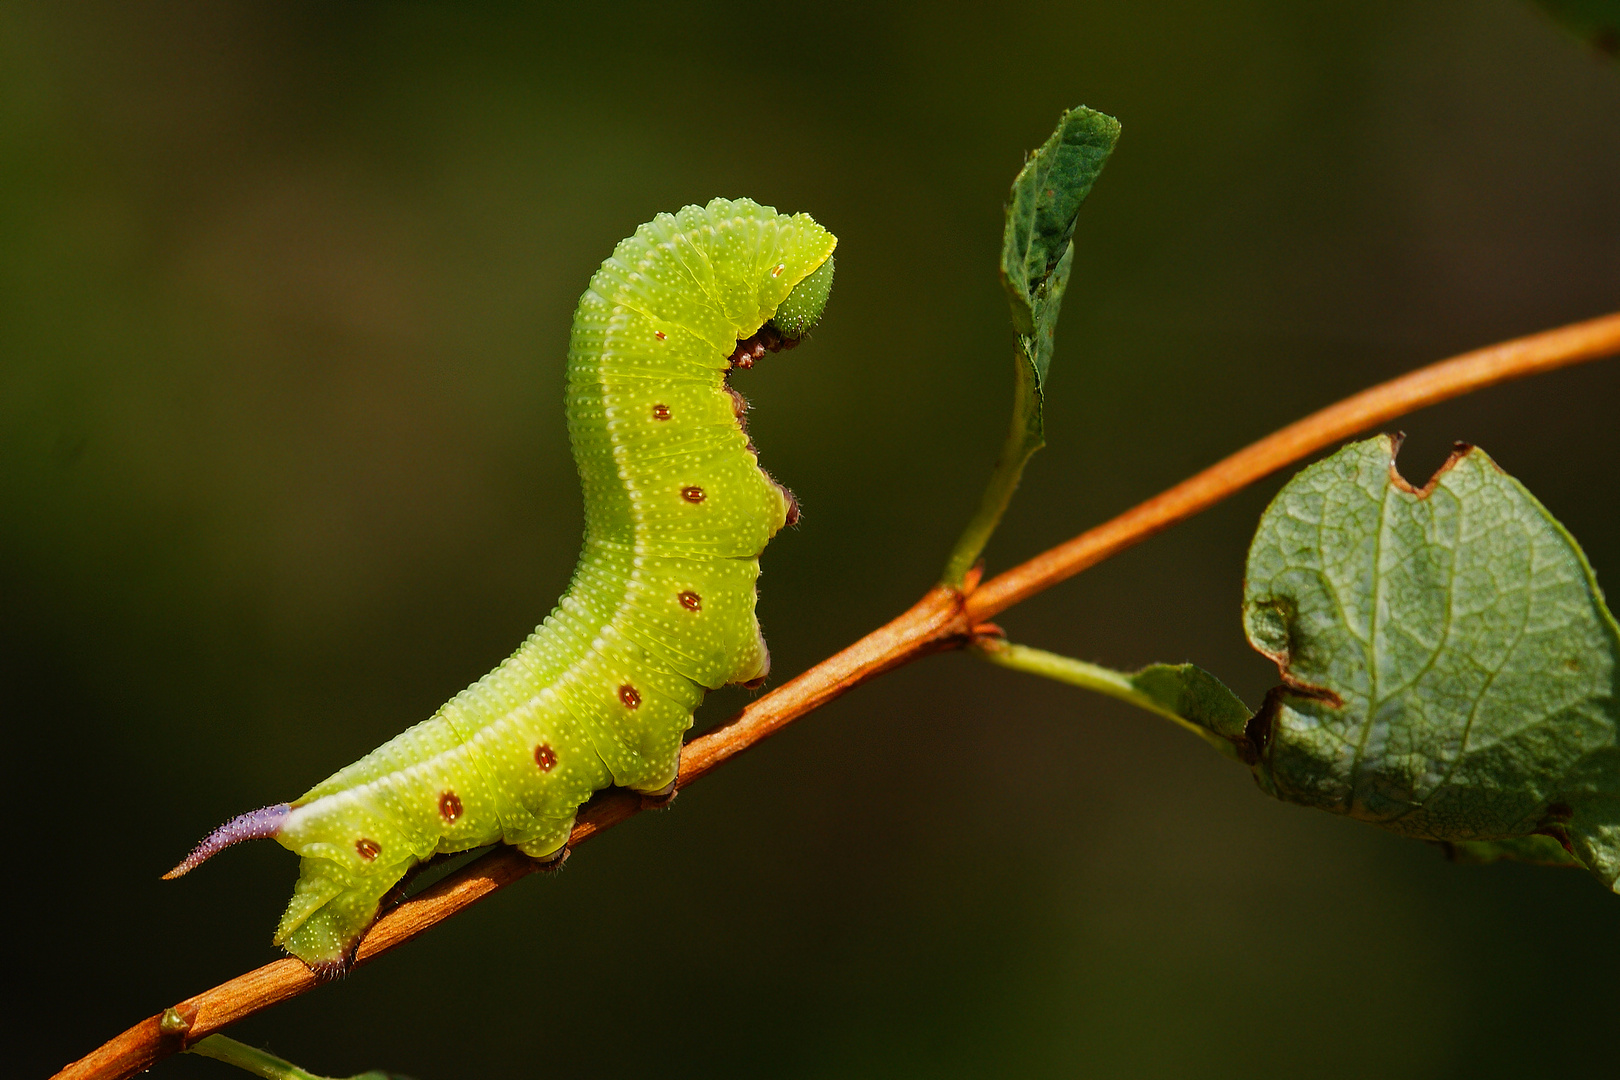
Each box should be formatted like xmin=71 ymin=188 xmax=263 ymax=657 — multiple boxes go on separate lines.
xmin=169 ymin=803 xmax=418 ymax=975
xmin=164 ymin=804 xmax=291 ymax=879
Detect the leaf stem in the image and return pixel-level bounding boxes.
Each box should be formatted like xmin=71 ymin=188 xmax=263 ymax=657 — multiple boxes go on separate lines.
xmin=975 ymin=640 xmax=1215 ymax=742
xmin=52 ymin=310 xmax=1620 ymax=1080
xmin=185 ymin=1035 xmax=324 ymax=1080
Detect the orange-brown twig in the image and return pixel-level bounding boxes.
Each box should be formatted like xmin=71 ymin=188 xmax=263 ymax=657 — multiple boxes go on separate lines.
xmin=965 ymin=312 xmax=1620 ymax=621
xmin=53 ymin=311 xmax=1620 ymax=1080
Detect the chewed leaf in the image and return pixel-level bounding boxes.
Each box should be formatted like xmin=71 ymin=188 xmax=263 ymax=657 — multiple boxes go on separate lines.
xmin=1236 ymin=435 xmax=1619 ymax=891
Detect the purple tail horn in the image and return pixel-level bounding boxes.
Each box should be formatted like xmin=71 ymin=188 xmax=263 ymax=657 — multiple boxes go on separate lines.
xmin=164 ymin=803 xmax=291 ymax=879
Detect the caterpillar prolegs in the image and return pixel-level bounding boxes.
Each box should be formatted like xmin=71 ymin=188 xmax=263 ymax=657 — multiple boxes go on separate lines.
xmin=168 ymin=198 xmax=837 ymax=973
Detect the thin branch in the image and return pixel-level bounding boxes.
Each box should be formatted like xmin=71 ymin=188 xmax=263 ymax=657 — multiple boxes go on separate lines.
xmin=53 ymin=311 xmax=1620 ymax=1080
xmin=964 ymin=311 xmax=1620 ymax=621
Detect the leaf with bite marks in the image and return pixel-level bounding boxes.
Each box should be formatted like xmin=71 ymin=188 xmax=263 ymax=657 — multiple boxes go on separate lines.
xmin=1234 ymin=435 xmax=1618 ymax=891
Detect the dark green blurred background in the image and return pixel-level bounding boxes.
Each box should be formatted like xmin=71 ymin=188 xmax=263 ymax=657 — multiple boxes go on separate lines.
xmin=6 ymin=2 xmax=1618 ymax=1077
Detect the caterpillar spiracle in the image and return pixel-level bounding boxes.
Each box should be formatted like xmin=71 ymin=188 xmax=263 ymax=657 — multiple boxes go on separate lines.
xmin=167 ymin=198 xmax=837 ymax=974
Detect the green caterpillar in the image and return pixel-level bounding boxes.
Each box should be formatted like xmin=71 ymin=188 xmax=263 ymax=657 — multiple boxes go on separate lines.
xmin=168 ymin=198 xmax=837 ymax=974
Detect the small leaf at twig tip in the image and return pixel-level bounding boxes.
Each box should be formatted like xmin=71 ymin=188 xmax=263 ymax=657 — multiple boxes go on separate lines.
xmin=1001 ymin=106 xmax=1120 ymax=352
xmin=998 ymin=105 xmax=1120 ymax=433
xmin=940 ymin=107 xmax=1120 ymax=586
xmin=1242 ymin=435 xmax=1620 ymax=891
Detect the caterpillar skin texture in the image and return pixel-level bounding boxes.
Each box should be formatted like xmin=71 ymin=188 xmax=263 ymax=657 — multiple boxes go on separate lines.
xmin=169 ymin=198 xmax=837 ymax=973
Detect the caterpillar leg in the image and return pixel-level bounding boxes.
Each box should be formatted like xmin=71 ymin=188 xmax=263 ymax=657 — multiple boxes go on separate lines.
xmin=270 ymin=700 xmax=600 ymax=969
xmin=271 ymin=793 xmax=441 ymax=974
xmin=516 ymin=835 xmax=570 ymax=864
xmin=274 ymin=853 xmax=417 ymax=978
xmin=638 ymin=779 xmax=678 ymax=809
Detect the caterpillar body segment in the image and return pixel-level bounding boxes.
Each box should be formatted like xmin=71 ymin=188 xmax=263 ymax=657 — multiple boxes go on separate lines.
xmin=169 ymin=198 xmax=837 ymax=971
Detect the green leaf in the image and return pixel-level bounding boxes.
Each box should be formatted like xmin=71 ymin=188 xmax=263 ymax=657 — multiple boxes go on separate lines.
xmin=942 ymin=107 xmax=1120 ymax=586
xmin=1000 ymin=107 xmax=1119 ymax=353
xmin=1236 ymin=435 xmax=1619 ymax=892
xmin=976 ymin=642 xmax=1252 ymax=761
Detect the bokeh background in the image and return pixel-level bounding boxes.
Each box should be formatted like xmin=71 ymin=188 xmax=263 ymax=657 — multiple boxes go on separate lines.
xmin=7 ymin=2 xmax=1619 ymax=1077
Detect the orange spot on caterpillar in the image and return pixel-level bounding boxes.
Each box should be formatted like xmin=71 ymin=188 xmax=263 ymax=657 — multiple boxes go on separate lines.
xmin=438 ymin=791 xmax=462 ymax=823
xmin=654 ymin=330 xmax=666 ymax=340
xmin=652 ymin=403 xmax=671 ymax=421
xmin=681 ymin=486 xmax=705 ymax=503
xmin=534 ymin=743 xmax=557 ymax=772
xmin=619 ymin=684 xmax=641 ymax=709
xmin=355 ymin=837 xmax=381 ymax=861
xmin=771 ymin=263 xmax=785 ymax=277
xmin=678 ymin=590 xmax=701 ymax=611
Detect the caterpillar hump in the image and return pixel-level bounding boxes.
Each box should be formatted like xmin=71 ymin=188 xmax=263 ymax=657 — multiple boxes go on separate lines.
xmin=168 ymin=198 xmax=836 ymax=973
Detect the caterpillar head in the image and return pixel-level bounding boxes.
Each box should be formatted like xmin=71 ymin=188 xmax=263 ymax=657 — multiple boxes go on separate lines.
xmin=766 ymin=253 xmax=835 ymax=339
